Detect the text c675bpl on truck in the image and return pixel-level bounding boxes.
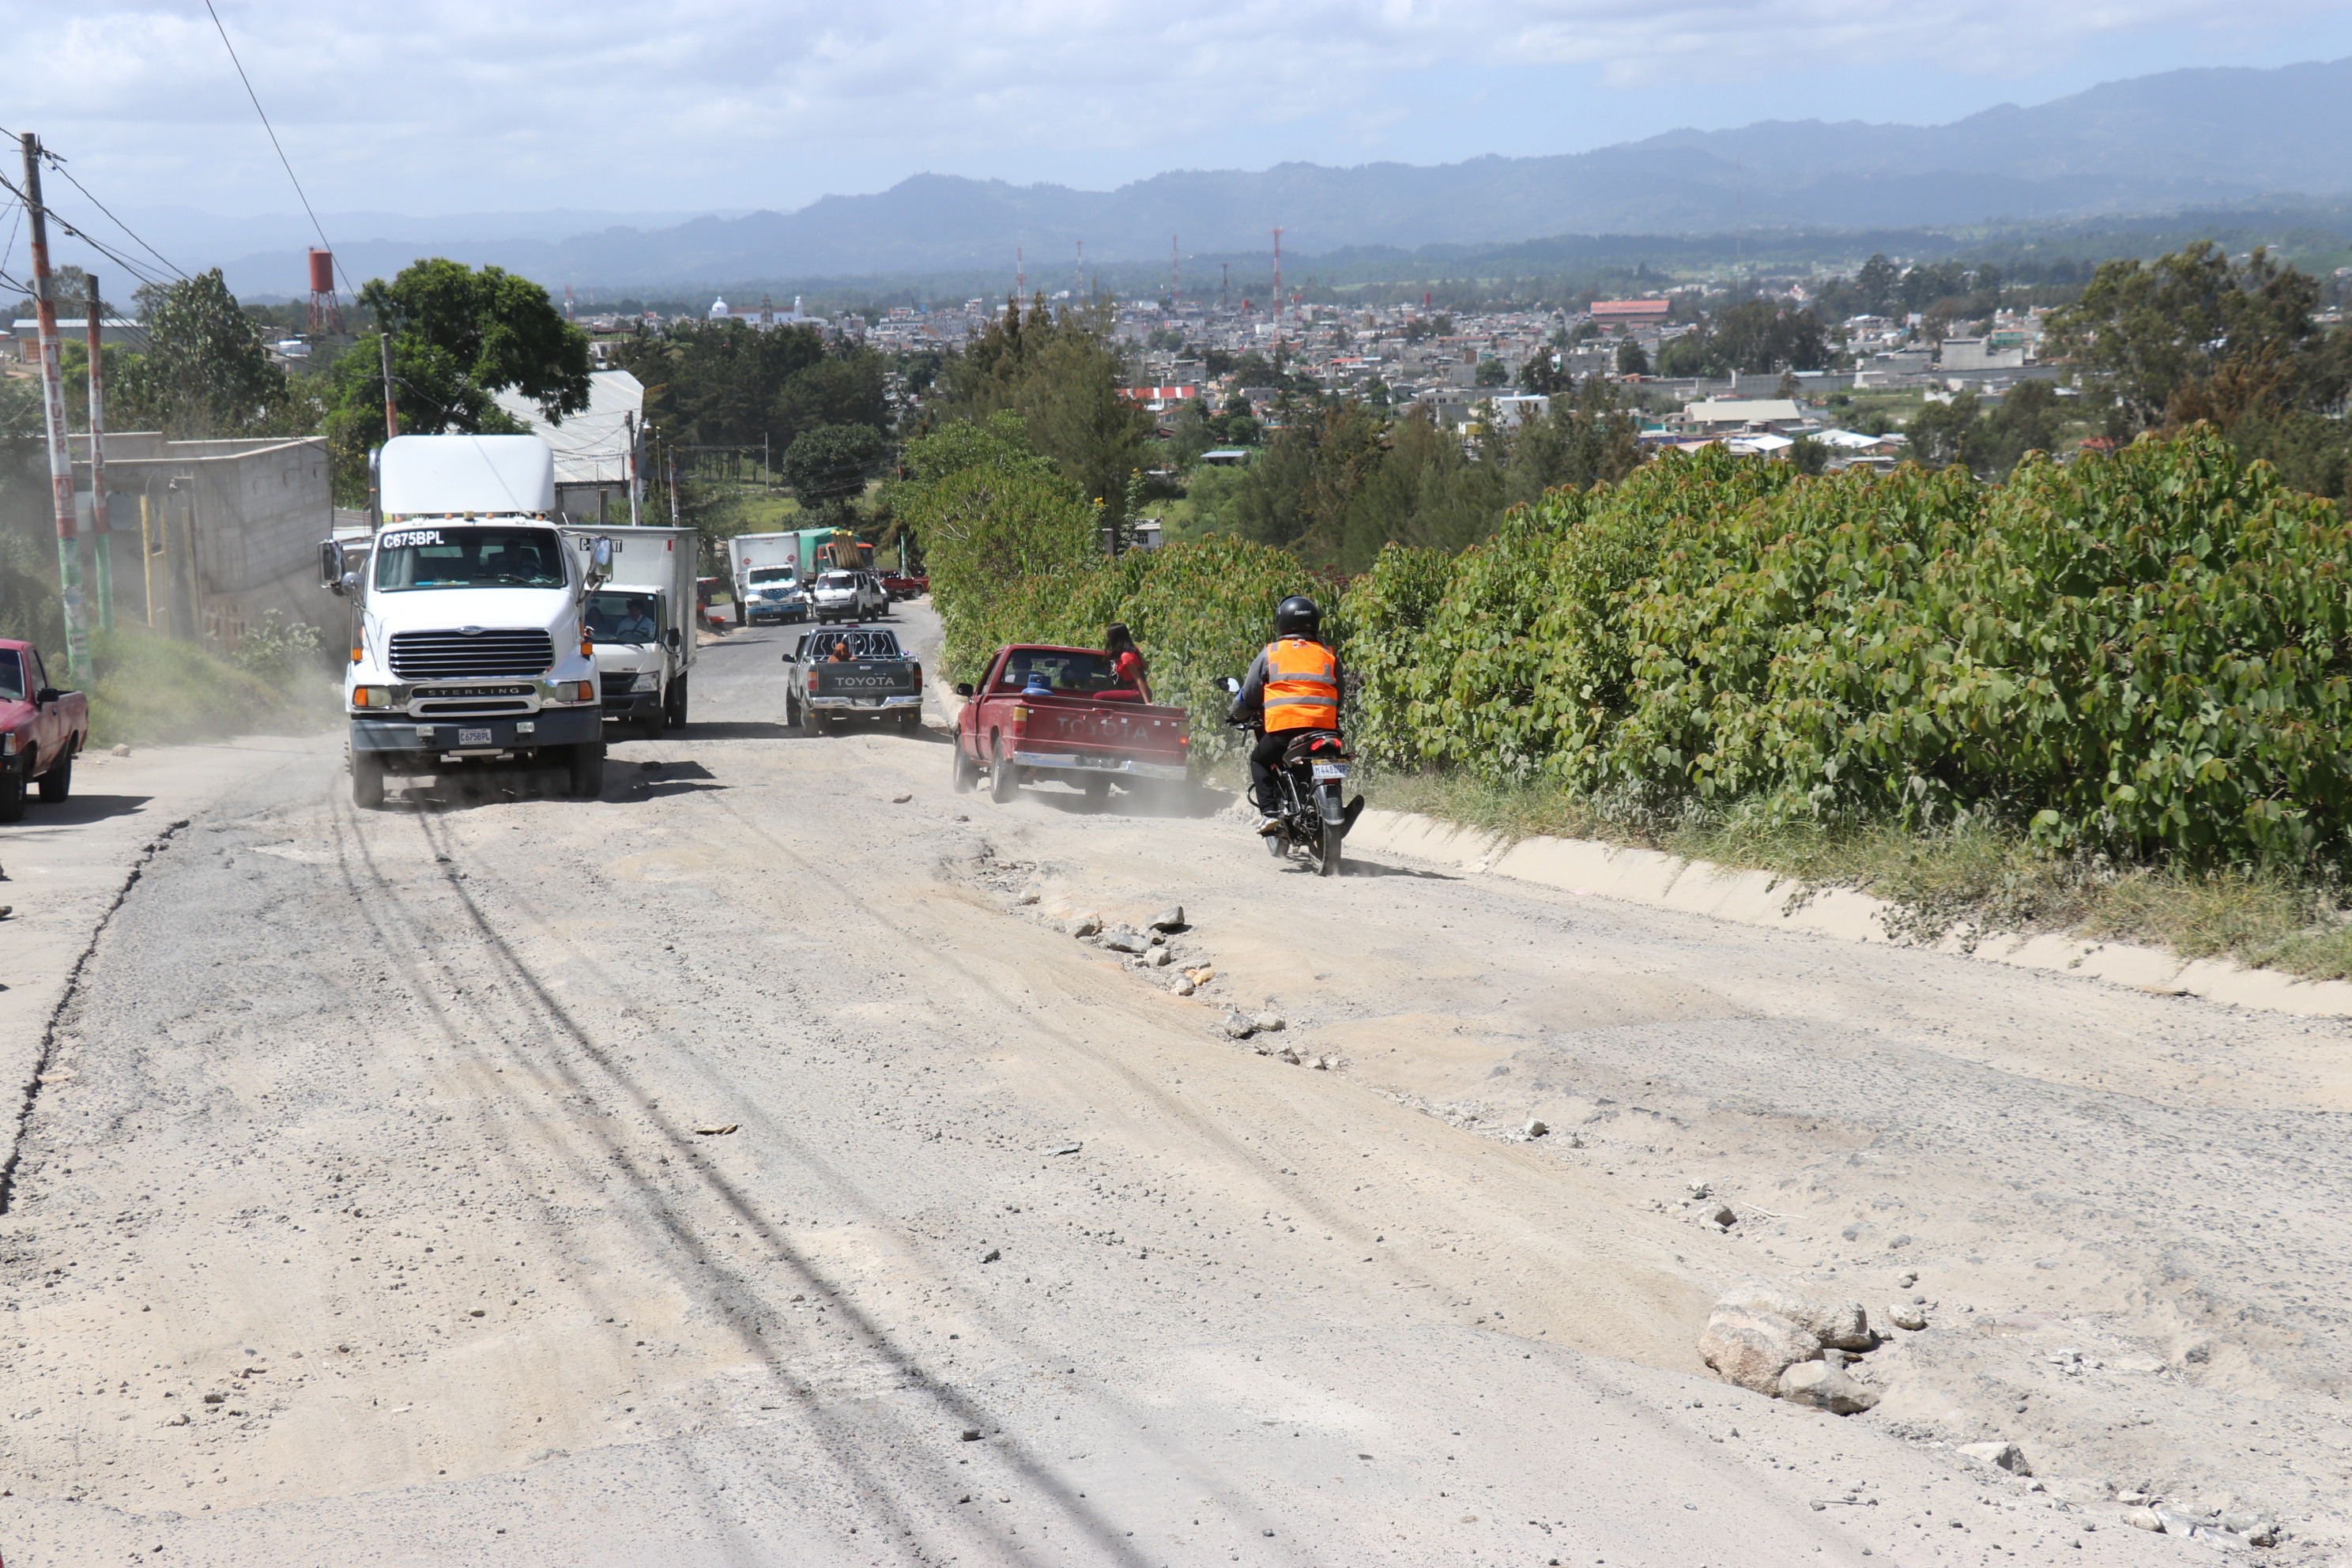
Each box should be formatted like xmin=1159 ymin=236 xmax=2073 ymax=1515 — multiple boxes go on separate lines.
xmin=324 ymin=435 xmax=612 ymax=809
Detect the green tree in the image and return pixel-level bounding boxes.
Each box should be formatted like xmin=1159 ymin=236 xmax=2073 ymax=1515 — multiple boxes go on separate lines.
xmin=609 ymin=318 xmax=827 ymax=447
xmin=1615 ymin=336 xmax=1652 ymax=377
xmin=322 ymin=259 xmax=589 ymax=500
xmin=940 ymin=296 xmax=1153 ymax=525
xmin=782 ymin=423 xmax=886 ymax=512
xmin=109 ymin=269 xmax=285 ymax=436
xmin=1472 ymin=358 xmax=1510 ymax=387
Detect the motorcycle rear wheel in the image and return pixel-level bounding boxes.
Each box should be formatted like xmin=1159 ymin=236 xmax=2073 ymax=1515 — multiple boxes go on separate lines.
xmin=1318 ymin=820 xmax=1343 ymax=876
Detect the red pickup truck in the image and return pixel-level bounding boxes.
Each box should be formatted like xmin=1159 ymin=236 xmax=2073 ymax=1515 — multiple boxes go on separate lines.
xmin=0 ymin=639 xmax=89 ymax=822
xmin=952 ymin=643 xmax=1189 ymax=804
xmin=881 ymin=572 xmax=928 ymax=601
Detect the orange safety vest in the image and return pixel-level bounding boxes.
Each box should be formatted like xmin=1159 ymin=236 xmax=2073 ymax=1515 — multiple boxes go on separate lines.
xmin=1261 ymin=637 xmax=1338 ymax=732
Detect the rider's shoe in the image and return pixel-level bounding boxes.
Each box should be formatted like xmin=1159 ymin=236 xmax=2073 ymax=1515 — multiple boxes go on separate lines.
xmin=1255 ymin=815 xmax=1282 ymax=836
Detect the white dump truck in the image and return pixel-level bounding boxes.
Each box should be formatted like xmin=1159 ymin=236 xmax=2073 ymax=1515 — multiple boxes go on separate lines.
xmin=560 ymin=522 xmax=696 ymax=738
xmin=325 ymin=435 xmax=610 ymax=808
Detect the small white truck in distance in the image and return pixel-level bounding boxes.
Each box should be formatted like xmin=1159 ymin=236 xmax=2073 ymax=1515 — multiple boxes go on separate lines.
xmin=327 ymin=435 xmax=609 ymax=808
xmin=729 ymin=532 xmax=802 ymax=626
xmin=560 ymin=522 xmax=696 ymax=738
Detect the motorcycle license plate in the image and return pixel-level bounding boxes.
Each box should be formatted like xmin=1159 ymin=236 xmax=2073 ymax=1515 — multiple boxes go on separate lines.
xmin=1310 ymin=762 xmax=1350 ymax=780
xmin=458 ymin=728 xmax=492 ymax=747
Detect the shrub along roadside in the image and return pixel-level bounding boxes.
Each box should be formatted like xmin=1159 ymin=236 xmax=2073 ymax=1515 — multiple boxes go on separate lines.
xmin=87 ymin=621 xmax=338 ymax=749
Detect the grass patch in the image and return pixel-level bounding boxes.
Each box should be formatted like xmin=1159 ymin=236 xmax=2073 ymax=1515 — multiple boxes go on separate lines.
xmin=89 ymin=621 xmax=340 ymax=749
xmin=1356 ymin=767 xmax=2352 ymax=983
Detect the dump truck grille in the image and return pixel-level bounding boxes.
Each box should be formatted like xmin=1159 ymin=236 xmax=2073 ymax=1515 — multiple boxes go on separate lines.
xmin=389 ymin=629 xmax=555 ymax=680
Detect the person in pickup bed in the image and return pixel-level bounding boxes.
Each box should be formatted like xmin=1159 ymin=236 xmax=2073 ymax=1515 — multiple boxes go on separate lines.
xmin=1104 ymin=623 xmax=1152 ymax=702
xmin=828 ymin=639 xmax=854 ymax=662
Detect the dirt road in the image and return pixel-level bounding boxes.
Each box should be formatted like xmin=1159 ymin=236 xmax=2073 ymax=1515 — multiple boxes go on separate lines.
xmin=0 ymin=601 xmax=2345 ymax=1566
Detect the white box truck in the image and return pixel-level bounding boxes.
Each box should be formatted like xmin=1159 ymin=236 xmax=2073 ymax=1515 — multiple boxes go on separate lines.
xmin=324 ymin=435 xmax=611 ymax=808
xmin=729 ymin=532 xmax=806 ymax=626
xmin=560 ymin=523 xmax=696 ymax=738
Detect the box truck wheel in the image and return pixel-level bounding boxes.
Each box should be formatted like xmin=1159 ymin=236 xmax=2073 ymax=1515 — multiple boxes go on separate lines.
xmin=351 ymin=751 xmax=386 ymax=810
xmin=566 ymin=741 xmax=606 ymax=799
xmin=665 ymin=674 xmax=689 ymax=730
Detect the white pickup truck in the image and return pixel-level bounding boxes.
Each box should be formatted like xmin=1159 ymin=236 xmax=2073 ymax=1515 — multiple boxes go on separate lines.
xmin=810 ymin=568 xmax=887 ymax=624
xmin=326 ymin=435 xmax=610 ymax=807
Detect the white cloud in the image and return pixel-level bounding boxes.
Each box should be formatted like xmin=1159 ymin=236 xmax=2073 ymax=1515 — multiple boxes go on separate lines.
xmin=0 ymin=0 xmax=2339 ymax=216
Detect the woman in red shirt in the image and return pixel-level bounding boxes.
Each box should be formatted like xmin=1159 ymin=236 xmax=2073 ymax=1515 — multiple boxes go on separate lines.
xmin=1106 ymin=623 xmax=1152 ymax=702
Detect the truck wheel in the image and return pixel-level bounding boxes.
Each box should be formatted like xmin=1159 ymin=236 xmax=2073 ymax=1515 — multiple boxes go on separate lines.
xmin=565 ymin=741 xmax=606 ymax=798
xmin=989 ymin=738 xmax=1019 ymax=803
xmin=666 ymin=675 xmax=689 ymax=730
xmin=640 ymin=701 xmax=668 ymax=741
xmin=798 ymin=700 xmax=827 ymax=739
xmin=37 ymin=751 xmax=73 ymax=803
xmin=732 ymin=599 xmax=745 ymax=628
xmin=951 ymin=741 xmax=978 ymax=793
xmin=1081 ymin=773 xmax=1110 ymax=806
xmin=351 ymin=752 xmax=387 ymax=810
xmin=0 ymin=771 xmax=25 ymax=824
xmin=896 ymin=710 xmax=921 ymax=737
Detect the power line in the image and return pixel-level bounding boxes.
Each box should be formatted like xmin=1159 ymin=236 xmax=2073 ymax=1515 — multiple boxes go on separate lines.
xmin=201 ymin=0 xmax=352 ymax=299
xmin=0 ymin=172 xmax=176 ymax=296
xmin=39 ymin=158 xmax=187 ymax=284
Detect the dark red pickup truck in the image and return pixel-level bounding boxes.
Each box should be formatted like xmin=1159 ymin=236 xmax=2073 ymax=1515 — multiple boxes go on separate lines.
xmin=952 ymin=643 xmax=1189 ymax=803
xmin=0 ymin=638 xmax=89 ymax=822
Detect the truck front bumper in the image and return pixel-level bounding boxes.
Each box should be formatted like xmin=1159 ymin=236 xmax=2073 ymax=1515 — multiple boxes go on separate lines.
xmin=1008 ymin=750 xmax=1187 ymax=782
xmin=351 ymin=707 xmax=602 ymax=757
xmin=601 ymin=692 xmax=662 ymax=721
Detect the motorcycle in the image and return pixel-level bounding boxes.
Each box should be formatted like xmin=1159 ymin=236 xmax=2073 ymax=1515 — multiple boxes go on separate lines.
xmin=1224 ymin=677 xmax=1363 ymax=876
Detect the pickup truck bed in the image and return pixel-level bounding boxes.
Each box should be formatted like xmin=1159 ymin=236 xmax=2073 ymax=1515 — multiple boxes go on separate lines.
xmin=782 ymin=625 xmax=923 ymax=736
xmin=954 ymin=643 xmax=1189 ymax=803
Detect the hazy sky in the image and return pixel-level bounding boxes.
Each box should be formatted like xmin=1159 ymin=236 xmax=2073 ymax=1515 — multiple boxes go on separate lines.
xmin=9 ymin=0 xmax=2349 ymax=227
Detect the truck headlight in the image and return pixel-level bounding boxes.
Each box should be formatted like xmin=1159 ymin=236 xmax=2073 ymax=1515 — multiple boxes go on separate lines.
xmin=352 ymin=686 xmax=394 ymax=709
xmin=629 ymin=673 xmax=658 ymax=693
xmin=2 ymin=731 xmax=17 ymax=756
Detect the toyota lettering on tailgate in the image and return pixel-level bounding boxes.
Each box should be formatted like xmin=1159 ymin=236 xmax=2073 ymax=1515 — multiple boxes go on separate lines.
xmin=834 ymin=675 xmax=900 ymax=688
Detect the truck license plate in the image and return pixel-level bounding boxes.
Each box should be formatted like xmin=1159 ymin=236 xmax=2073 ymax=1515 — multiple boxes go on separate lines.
xmin=1310 ymin=762 xmax=1350 ymax=780
xmin=458 ymin=728 xmax=492 ymax=747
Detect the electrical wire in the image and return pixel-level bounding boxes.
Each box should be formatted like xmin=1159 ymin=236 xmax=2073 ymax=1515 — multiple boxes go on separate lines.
xmin=37 ymin=157 xmax=188 ymax=285
xmin=201 ymin=0 xmax=352 ymax=299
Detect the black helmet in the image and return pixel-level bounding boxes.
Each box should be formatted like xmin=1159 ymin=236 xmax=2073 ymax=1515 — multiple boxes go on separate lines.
xmin=1275 ymin=595 xmax=1321 ymax=638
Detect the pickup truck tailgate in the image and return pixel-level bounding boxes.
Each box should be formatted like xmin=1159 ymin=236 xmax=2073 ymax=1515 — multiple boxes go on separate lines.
xmin=812 ymin=659 xmax=919 ymax=699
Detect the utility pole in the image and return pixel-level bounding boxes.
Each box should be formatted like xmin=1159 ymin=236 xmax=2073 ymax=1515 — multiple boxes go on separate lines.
xmin=85 ymin=275 xmax=113 ymax=633
xmin=624 ymin=411 xmax=640 ymax=526
xmin=379 ymin=328 xmax=398 ymax=440
xmin=21 ymin=133 xmax=91 ymax=684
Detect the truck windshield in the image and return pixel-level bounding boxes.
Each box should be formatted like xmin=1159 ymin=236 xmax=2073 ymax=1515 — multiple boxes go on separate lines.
xmin=0 ymin=650 xmax=22 ymax=702
xmin=586 ymin=591 xmax=662 ymax=642
xmin=818 ymin=572 xmax=855 ymax=588
xmin=373 ymin=526 xmax=566 ymax=591
xmin=748 ymin=567 xmax=796 ymax=584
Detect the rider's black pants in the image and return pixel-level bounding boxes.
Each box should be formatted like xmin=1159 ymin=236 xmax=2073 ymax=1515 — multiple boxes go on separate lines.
xmin=1247 ymin=729 xmax=1294 ymax=813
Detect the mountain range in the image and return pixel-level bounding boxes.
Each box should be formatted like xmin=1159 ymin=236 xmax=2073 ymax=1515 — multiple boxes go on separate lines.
xmin=105 ymin=55 xmax=2352 ymax=297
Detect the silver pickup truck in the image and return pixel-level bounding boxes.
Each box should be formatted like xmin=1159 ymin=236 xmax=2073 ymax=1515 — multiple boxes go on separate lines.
xmin=782 ymin=625 xmax=923 ymax=737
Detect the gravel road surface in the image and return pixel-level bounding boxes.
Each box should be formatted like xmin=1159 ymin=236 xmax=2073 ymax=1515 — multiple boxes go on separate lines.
xmin=0 ymin=601 xmax=2344 ymax=1566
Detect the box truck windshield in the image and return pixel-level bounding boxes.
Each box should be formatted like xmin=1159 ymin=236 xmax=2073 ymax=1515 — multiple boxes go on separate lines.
xmin=586 ymin=591 xmax=662 ymax=642
xmin=373 ymin=527 xmax=566 ymax=591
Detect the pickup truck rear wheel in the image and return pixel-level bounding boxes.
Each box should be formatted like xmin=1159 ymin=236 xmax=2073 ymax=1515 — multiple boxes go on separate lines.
xmin=988 ymin=738 xmax=1019 ymax=803
xmin=351 ymin=752 xmax=386 ymax=810
xmin=37 ymin=750 xmax=72 ymax=803
xmin=0 ymin=770 xmax=26 ymax=823
xmin=797 ymin=699 xmax=827 ymax=739
xmin=1080 ymin=773 xmax=1110 ymax=806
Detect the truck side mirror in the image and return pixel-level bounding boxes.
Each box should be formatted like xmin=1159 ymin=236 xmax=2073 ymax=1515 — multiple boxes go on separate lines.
xmin=35 ymin=688 xmax=62 ymax=705
xmin=954 ymin=683 xmax=974 ymax=698
xmin=664 ymin=628 xmax=680 ymax=650
xmin=341 ymin=570 xmax=361 ymax=596
xmin=320 ymin=541 xmax=345 ymax=593
xmin=593 ymin=538 xmax=613 ymax=571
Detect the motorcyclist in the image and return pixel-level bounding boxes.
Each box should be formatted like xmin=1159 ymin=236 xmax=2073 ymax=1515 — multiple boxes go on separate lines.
xmin=1230 ymin=594 xmax=1342 ymax=836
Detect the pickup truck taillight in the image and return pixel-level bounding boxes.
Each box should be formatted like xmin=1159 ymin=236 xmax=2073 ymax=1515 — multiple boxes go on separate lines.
xmin=806 ymin=669 xmax=820 ymax=692
xmin=1008 ymin=703 xmax=1030 ymax=737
